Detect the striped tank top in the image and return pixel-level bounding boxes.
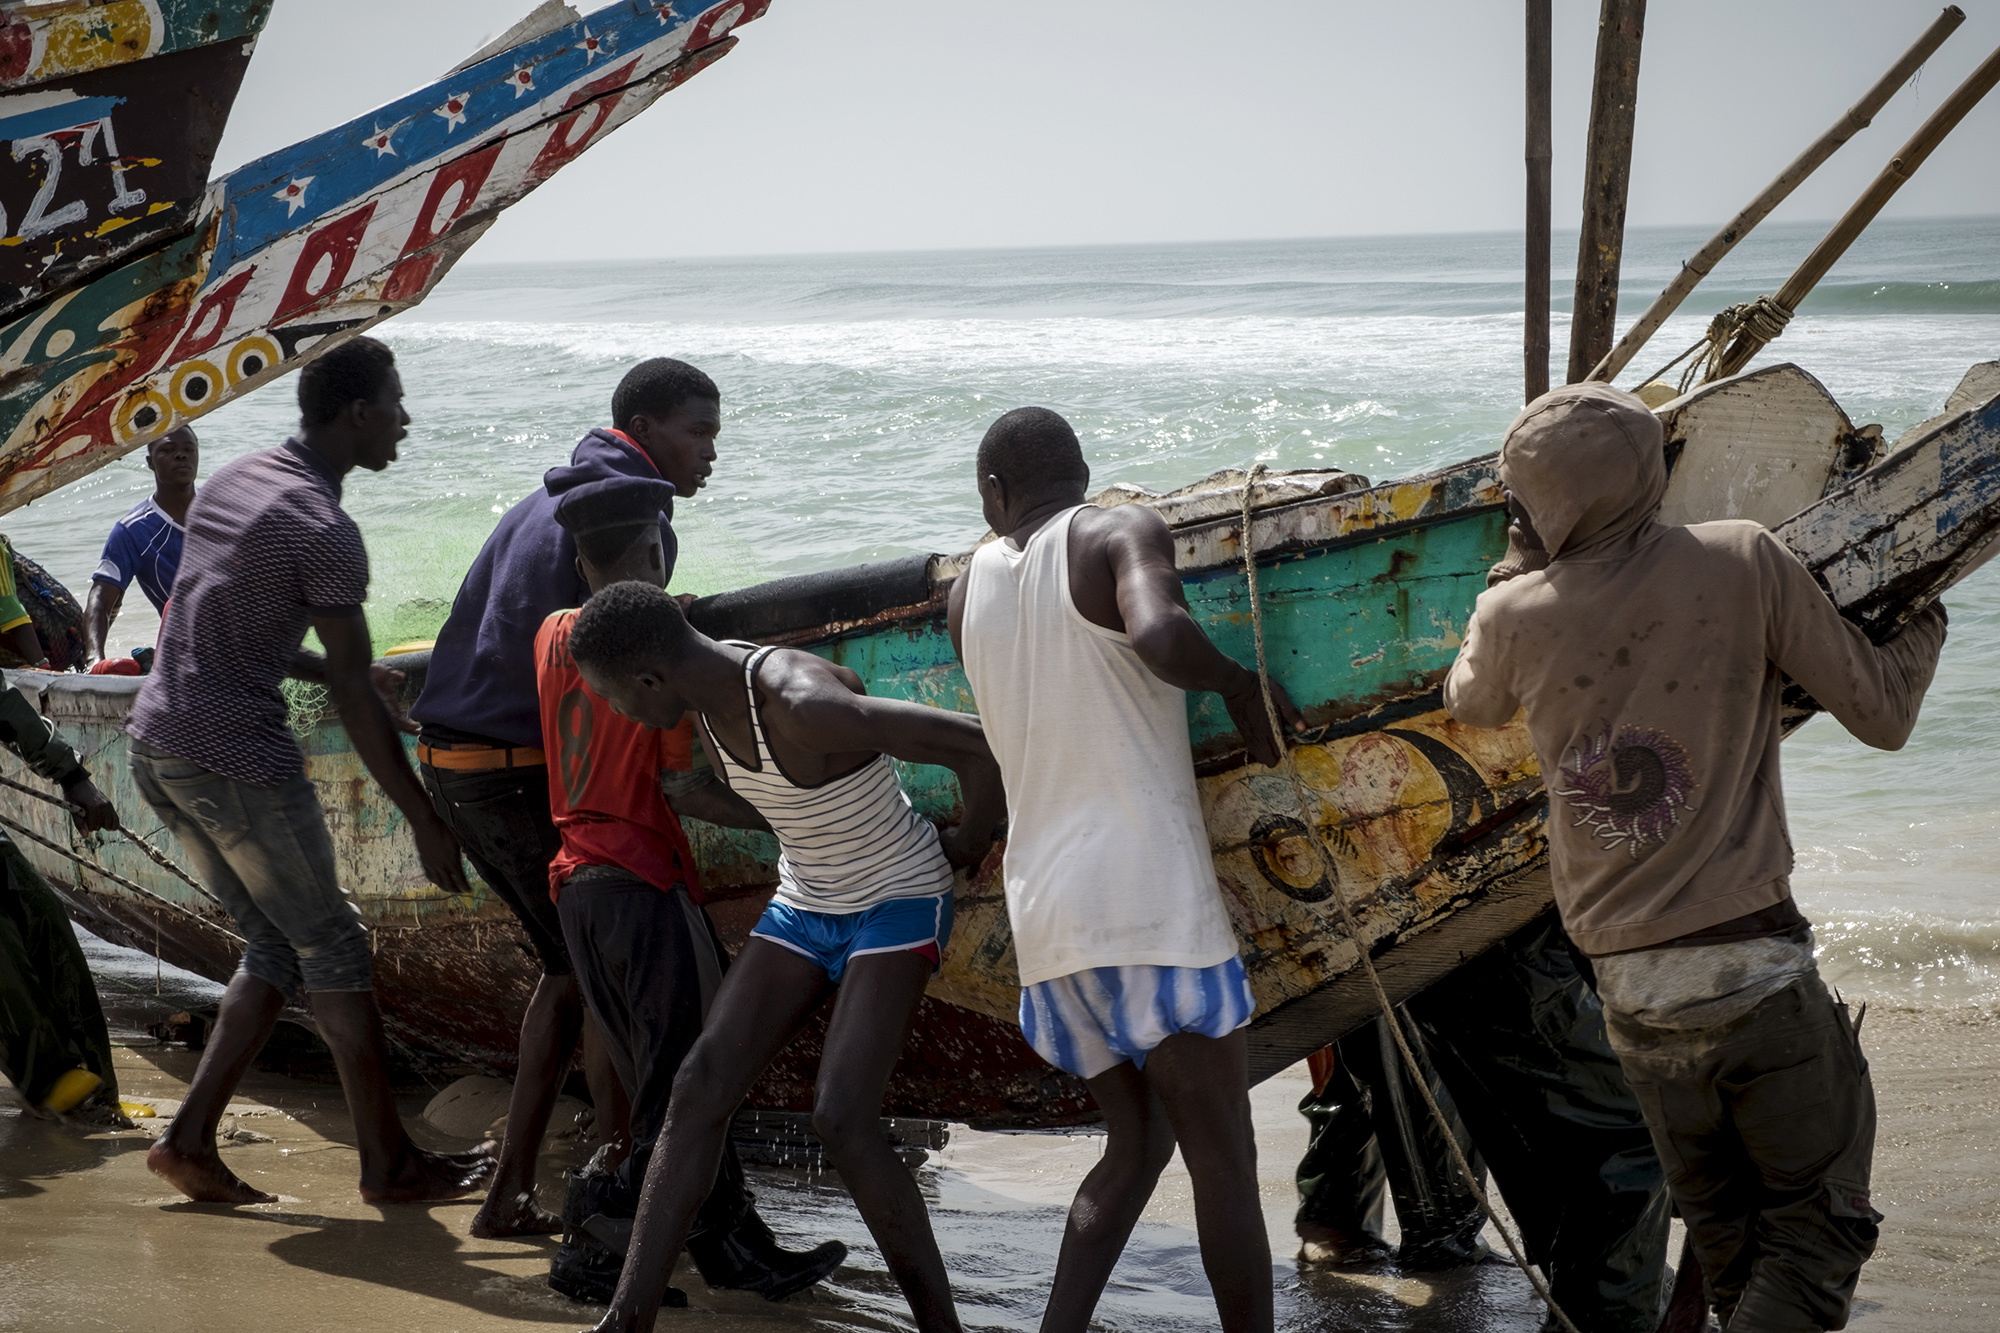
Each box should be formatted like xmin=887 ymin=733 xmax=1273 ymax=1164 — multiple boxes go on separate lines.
xmin=702 ymin=644 xmax=955 ymax=914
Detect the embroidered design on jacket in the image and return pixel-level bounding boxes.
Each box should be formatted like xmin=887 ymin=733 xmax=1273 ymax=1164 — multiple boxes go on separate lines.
xmin=1555 ymin=723 xmax=1698 ymax=855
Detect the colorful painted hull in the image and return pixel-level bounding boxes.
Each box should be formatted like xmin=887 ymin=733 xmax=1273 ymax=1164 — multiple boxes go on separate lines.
xmin=0 ymin=1 xmax=270 ymax=321
xmin=0 ymin=0 xmax=767 ymax=514
xmin=20 ymin=369 xmax=1995 ymax=1126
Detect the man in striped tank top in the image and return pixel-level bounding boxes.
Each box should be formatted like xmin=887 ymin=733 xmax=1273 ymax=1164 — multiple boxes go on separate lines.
xmin=950 ymin=407 xmax=1304 ymax=1333
xmin=561 ymin=580 xmax=1005 ymax=1333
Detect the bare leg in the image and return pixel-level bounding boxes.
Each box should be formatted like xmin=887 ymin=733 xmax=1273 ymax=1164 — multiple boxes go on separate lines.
xmin=148 ymin=971 xmax=286 ymax=1204
xmin=814 ymin=951 xmax=961 ymax=1333
xmin=1146 ymin=1029 xmax=1272 ymax=1333
xmin=1040 ymin=1061 xmax=1179 ymax=1333
xmin=591 ymin=941 xmax=832 ymax=1332
xmin=309 ymin=989 xmax=493 ymax=1204
xmin=473 ymin=970 xmax=584 ymax=1237
xmin=583 ymin=1011 xmax=632 ymax=1169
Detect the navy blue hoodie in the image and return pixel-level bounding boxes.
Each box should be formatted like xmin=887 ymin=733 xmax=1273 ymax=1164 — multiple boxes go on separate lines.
xmin=413 ymin=428 xmax=676 ymax=748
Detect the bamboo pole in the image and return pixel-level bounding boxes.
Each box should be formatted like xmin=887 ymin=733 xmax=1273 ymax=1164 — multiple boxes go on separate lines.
xmin=1525 ymin=0 xmax=1553 ymax=402
xmin=1713 ymin=37 xmax=2000 ymax=379
xmin=1567 ymin=0 xmax=1646 ymax=384
xmin=1588 ymin=6 xmax=1965 ymax=385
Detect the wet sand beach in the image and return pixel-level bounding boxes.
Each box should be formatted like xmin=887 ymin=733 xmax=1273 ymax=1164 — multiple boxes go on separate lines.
xmin=3 ymin=946 xmax=1995 ymax=1331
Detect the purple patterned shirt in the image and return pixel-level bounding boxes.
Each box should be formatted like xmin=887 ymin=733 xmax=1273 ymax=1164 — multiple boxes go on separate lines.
xmin=128 ymin=441 xmax=368 ymax=786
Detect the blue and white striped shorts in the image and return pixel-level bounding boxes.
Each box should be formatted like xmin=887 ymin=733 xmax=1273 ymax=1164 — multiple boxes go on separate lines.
xmin=1019 ymin=956 xmax=1255 ymax=1081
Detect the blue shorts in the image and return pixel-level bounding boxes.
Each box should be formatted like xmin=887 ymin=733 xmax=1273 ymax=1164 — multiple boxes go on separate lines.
xmin=750 ymin=890 xmax=953 ymax=984
xmin=1020 ymin=956 xmax=1255 ymax=1081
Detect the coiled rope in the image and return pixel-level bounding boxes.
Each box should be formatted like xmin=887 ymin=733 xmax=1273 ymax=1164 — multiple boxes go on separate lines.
xmin=1640 ymin=293 xmax=1795 ymax=395
xmin=1237 ymin=465 xmax=1580 ymax=1333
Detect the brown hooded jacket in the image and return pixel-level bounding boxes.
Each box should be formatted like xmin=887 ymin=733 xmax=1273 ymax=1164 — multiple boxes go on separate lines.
xmin=1444 ymin=382 xmax=1947 ymax=956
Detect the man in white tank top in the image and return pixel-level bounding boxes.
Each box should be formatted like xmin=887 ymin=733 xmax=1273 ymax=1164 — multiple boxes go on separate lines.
xmin=949 ymin=407 xmax=1303 ymax=1333
xmin=563 ymin=581 xmax=1005 ymax=1333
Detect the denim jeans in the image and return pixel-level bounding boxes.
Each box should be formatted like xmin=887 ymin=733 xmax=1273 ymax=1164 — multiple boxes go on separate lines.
xmin=131 ymin=738 xmax=371 ymax=994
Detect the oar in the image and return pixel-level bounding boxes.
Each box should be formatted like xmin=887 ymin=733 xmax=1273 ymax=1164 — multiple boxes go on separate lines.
xmin=1709 ymin=37 xmax=2000 ymax=381
xmin=1525 ymin=0 xmax=1554 ymax=402
xmin=1567 ymin=0 xmax=1648 ymax=384
xmin=1587 ymin=6 xmax=1966 ymax=386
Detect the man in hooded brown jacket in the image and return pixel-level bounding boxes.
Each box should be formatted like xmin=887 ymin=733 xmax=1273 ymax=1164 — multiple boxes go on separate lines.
xmin=1444 ymin=382 xmax=1947 ymax=1332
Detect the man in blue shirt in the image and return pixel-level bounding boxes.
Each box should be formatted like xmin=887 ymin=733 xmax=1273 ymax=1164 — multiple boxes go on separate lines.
xmin=85 ymin=426 xmax=198 ymax=664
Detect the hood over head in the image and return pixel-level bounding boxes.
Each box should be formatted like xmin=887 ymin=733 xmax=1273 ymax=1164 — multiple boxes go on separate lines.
xmin=1499 ymin=382 xmax=1665 ymax=559
xmin=542 ymin=428 xmax=674 ymax=514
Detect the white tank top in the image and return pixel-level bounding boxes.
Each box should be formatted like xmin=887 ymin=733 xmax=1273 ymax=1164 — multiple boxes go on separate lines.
xmin=958 ymin=506 xmax=1240 ymax=986
xmin=702 ymin=644 xmax=955 ymax=914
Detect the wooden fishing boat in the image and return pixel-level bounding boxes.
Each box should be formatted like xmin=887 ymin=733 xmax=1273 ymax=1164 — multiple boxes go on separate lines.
xmin=0 ymin=0 xmax=271 ymax=320
xmin=0 ymin=0 xmax=767 ymax=514
xmin=11 ymin=362 xmax=1995 ymax=1128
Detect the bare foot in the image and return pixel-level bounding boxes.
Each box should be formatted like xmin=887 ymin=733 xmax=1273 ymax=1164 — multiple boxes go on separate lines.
xmin=360 ymin=1141 xmax=496 ymax=1205
xmin=471 ymin=1186 xmax=562 ymax=1238
xmin=148 ymin=1137 xmax=279 ymax=1205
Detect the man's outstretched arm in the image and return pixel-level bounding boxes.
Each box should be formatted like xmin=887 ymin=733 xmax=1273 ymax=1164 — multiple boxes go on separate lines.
xmin=779 ymin=680 xmax=1007 ymax=867
xmin=1103 ymin=505 xmax=1304 ymax=767
xmin=83 ymin=581 xmax=122 ymax=664
xmin=311 ymin=612 xmax=469 ymax=895
xmin=0 ymin=686 xmax=116 ymax=831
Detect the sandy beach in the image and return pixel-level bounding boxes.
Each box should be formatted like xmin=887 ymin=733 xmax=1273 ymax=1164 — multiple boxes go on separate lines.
xmin=3 ymin=992 xmax=1993 ymax=1332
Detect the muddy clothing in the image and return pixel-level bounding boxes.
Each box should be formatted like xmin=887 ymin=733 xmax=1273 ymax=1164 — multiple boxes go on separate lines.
xmin=1297 ymin=917 xmax=1669 ymax=1328
xmin=1443 ymin=383 xmax=1946 ymax=956
xmin=1607 ymin=973 xmax=1878 ymax=1332
xmin=129 ymin=441 xmax=368 ymax=788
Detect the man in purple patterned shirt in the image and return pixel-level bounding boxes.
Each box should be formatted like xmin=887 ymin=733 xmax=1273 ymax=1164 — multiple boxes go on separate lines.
xmin=128 ymin=336 xmax=492 ymax=1207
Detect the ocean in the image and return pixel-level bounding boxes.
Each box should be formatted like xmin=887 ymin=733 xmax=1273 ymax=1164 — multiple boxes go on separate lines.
xmin=10 ymin=216 xmax=1998 ymax=1330
xmin=20 ymin=214 xmax=1994 ymax=1012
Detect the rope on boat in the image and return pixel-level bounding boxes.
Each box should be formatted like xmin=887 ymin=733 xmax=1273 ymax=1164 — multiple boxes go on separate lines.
xmin=1237 ymin=465 xmax=1582 ymax=1333
xmin=0 ymin=806 xmax=243 ymax=944
xmin=0 ymin=770 xmax=224 ymax=908
xmin=1639 ymin=293 xmax=1795 ymax=395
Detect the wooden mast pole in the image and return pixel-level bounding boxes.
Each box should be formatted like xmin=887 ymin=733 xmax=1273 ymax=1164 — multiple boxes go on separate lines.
xmin=1712 ymin=37 xmax=2000 ymax=380
xmin=1525 ymin=0 xmax=1553 ymax=402
xmin=1566 ymin=0 xmax=1646 ymax=384
xmin=1587 ymin=6 xmax=1965 ymax=385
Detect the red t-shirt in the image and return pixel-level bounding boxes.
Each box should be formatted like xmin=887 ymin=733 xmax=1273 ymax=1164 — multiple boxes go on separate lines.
xmin=535 ymin=609 xmax=702 ymax=903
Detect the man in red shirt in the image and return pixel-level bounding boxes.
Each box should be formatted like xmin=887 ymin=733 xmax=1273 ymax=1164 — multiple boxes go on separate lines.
xmin=536 ymin=469 xmax=844 ymax=1309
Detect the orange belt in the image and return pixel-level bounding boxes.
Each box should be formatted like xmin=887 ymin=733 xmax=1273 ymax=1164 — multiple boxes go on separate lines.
xmin=417 ymin=742 xmax=546 ymax=771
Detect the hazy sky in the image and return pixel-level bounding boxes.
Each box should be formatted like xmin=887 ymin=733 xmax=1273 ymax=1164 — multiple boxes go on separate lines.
xmin=213 ymin=0 xmax=2000 ymax=261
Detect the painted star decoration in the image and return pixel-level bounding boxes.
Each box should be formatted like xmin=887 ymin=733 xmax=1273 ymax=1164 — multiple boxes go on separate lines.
xmin=435 ymin=92 xmax=470 ymax=130
xmin=363 ymin=121 xmax=402 ymax=158
xmin=511 ymin=61 xmax=536 ymax=96
xmin=273 ymin=176 xmax=313 ymax=215
xmin=579 ymin=25 xmax=605 ymax=61
xmin=653 ymin=2 xmax=678 ymax=24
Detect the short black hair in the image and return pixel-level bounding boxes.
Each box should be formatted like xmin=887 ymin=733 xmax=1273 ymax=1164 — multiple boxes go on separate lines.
xmin=147 ymin=425 xmax=198 ymax=455
xmin=569 ymin=580 xmax=694 ymax=677
xmin=611 ymin=358 xmax=719 ymax=430
xmin=976 ymin=406 xmax=1088 ymax=494
xmin=299 ymin=336 xmax=397 ymax=426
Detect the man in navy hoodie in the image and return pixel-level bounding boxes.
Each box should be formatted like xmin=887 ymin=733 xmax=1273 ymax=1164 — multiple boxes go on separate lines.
xmin=413 ymin=360 xmax=833 ymax=1295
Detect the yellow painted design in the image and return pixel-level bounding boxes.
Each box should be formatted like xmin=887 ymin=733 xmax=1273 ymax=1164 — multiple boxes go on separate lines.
xmin=35 ymin=3 xmax=154 ymax=80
